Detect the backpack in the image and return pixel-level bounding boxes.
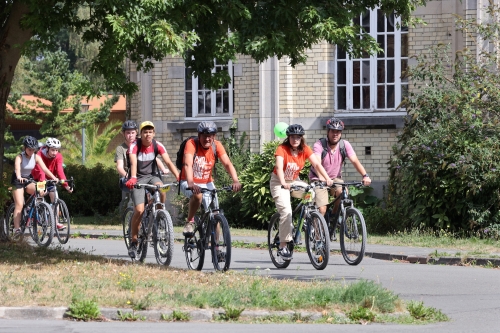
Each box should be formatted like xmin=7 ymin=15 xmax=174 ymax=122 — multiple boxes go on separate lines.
xmin=320 ymin=138 xmax=346 ymax=167
xmin=176 ymin=136 xmax=217 ymax=194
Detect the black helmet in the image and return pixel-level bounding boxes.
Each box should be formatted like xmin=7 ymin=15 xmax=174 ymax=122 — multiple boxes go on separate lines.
xmin=122 ymin=120 xmax=138 ymax=132
xmin=197 ymin=121 xmax=217 ymax=134
xmin=326 ymin=117 xmax=344 ymax=130
xmin=23 ymin=136 xmax=39 ymax=149
xmin=286 ymin=124 xmax=305 ymax=136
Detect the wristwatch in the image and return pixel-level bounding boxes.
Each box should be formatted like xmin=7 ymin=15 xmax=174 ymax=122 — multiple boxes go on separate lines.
xmin=362 ymin=173 xmax=369 ymax=178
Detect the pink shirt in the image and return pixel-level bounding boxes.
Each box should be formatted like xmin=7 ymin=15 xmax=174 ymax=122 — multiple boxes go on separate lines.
xmin=309 ymin=140 xmax=355 ymax=180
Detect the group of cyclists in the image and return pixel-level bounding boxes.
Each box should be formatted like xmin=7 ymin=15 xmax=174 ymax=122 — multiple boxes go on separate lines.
xmin=9 ymin=116 xmax=371 ymax=265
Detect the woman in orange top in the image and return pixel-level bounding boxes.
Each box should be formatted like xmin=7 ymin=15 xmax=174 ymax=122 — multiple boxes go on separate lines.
xmin=270 ymin=124 xmax=333 ymax=260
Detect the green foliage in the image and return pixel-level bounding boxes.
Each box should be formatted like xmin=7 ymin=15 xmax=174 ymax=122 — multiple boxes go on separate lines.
xmin=116 ymin=310 xmax=145 ymax=321
xmin=407 ymin=301 xmax=449 ymax=322
xmin=62 ymin=120 xmax=121 ymax=168
xmin=59 ymin=163 xmax=121 ymax=216
xmin=161 ymin=310 xmax=190 ymax=322
xmin=239 ymin=141 xmax=280 ymax=227
xmin=7 ymin=50 xmax=119 ymax=137
xmin=347 ymin=306 xmax=375 ymax=322
xmin=388 ymin=6 xmax=500 ymax=232
xmin=66 ymin=294 xmax=101 ymax=321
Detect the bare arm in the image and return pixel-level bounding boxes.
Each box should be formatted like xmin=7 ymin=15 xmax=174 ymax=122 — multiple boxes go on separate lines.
xmin=129 ymin=154 xmax=138 ymax=178
xmin=219 ymin=153 xmax=241 ymax=191
xmin=116 ymin=159 xmax=127 ymax=177
xmin=275 ymin=156 xmax=290 ymax=189
xmin=160 ymin=152 xmax=179 ymax=180
xmin=308 ymin=154 xmax=333 ymax=185
xmin=349 ymin=155 xmax=371 ymax=185
xmin=14 ymin=155 xmax=22 ymax=180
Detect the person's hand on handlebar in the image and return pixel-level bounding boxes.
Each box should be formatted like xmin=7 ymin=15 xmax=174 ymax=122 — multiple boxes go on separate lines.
xmin=281 ymin=183 xmax=291 ymax=190
xmin=231 ymin=181 xmax=242 ymax=192
xmin=189 ymin=183 xmax=201 ymax=195
xmin=325 ymin=178 xmax=334 ymax=186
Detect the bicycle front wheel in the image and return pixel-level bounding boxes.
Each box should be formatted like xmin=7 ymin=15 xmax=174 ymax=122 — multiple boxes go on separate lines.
xmin=3 ymin=203 xmax=16 ymax=241
xmin=211 ymin=214 xmax=231 ymax=271
xmin=32 ymin=201 xmax=55 ymax=247
xmin=340 ymin=207 xmax=367 ymax=265
xmin=137 ymin=219 xmax=149 ymax=263
xmin=267 ymin=213 xmax=292 ymax=269
xmin=122 ymin=207 xmax=134 ymax=249
xmin=54 ymin=200 xmax=71 ymax=244
xmin=184 ymin=216 xmax=205 ymax=271
xmin=152 ymin=210 xmax=174 ymax=266
xmin=305 ymin=211 xmax=330 ymax=270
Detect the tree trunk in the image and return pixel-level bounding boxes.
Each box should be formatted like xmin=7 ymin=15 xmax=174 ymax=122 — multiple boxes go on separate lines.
xmin=0 ymin=2 xmax=33 ymax=188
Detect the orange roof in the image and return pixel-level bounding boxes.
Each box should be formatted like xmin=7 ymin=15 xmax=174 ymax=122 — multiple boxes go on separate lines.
xmin=7 ymin=94 xmax=126 ymax=113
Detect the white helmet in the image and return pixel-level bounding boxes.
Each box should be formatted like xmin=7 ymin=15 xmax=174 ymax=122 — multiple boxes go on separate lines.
xmin=45 ymin=137 xmax=61 ymax=149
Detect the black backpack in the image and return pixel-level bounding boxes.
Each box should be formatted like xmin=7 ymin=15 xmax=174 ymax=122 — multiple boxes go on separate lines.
xmin=319 ymin=138 xmax=346 ymax=167
xmin=176 ymin=136 xmax=217 ymax=194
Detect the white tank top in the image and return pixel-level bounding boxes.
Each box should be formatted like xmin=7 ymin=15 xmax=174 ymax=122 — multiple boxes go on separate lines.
xmin=20 ymin=151 xmax=36 ymax=178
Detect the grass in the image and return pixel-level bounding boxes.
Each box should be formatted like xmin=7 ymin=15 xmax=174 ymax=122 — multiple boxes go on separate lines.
xmin=0 ymin=240 xmax=444 ymax=325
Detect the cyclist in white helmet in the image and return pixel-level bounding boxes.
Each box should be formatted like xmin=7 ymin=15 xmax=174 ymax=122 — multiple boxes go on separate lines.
xmin=32 ymin=137 xmax=72 ymax=230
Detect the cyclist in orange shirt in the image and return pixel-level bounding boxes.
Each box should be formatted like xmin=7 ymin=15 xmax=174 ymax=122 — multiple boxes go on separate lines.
xmin=270 ymin=124 xmax=333 ymax=260
xmin=179 ymin=121 xmax=241 ymax=235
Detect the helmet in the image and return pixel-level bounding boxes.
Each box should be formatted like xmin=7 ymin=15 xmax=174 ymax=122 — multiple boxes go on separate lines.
xmin=45 ymin=137 xmax=61 ymax=149
xmin=286 ymin=124 xmax=305 ymax=136
xmin=23 ymin=136 xmax=39 ymax=149
xmin=139 ymin=121 xmax=155 ymax=132
xmin=122 ymin=120 xmax=138 ymax=132
xmin=197 ymin=121 xmax=218 ymax=134
xmin=326 ymin=117 xmax=344 ymax=131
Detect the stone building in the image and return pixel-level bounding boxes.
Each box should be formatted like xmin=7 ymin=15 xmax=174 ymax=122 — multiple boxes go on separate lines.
xmin=128 ymin=0 xmax=482 ymax=197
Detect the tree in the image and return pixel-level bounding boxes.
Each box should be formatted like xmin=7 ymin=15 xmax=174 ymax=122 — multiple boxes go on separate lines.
xmin=0 ymin=0 xmax=426 ymax=185
xmin=7 ymin=50 xmax=118 ymax=137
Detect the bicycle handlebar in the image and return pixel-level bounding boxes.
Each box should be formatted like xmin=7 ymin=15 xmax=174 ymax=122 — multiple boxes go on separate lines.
xmin=186 ymin=185 xmax=235 ymax=193
xmin=134 ymin=182 xmax=179 ymax=190
xmin=315 ymin=181 xmax=364 ymax=188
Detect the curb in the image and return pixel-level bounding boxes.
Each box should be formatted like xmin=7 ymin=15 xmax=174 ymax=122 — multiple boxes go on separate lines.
xmin=0 ymin=306 xmax=325 ymax=322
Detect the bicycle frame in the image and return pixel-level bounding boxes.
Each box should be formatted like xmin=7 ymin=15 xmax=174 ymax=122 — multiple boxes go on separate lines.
xmin=194 ymin=187 xmax=228 ymax=248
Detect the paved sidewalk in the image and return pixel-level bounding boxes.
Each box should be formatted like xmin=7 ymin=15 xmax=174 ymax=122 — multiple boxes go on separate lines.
xmin=73 ymin=228 xmax=500 ymax=267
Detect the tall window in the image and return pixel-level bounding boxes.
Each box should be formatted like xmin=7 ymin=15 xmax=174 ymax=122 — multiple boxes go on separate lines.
xmin=336 ymin=10 xmax=408 ymax=111
xmin=185 ymin=61 xmax=234 ymax=118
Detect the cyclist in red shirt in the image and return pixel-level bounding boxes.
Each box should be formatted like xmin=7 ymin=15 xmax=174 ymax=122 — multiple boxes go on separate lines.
xmin=31 ymin=137 xmax=72 ymax=230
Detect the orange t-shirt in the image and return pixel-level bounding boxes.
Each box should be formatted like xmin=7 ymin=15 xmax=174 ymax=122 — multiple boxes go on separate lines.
xmin=273 ymin=144 xmax=313 ymax=181
xmin=181 ymin=138 xmax=226 ymax=184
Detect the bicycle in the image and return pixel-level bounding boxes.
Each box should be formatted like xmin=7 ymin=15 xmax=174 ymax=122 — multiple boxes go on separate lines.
xmin=49 ymin=177 xmax=75 ymax=244
xmin=267 ymin=182 xmax=330 ymax=270
xmin=127 ymin=182 xmax=176 ymax=266
xmin=182 ymin=186 xmax=233 ymax=272
xmin=324 ymin=181 xmax=367 ymax=265
xmin=3 ymin=179 xmax=56 ymax=247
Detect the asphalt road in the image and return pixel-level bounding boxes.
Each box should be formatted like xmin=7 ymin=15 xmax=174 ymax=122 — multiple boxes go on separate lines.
xmin=1 ymin=237 xmax=499 ymax=332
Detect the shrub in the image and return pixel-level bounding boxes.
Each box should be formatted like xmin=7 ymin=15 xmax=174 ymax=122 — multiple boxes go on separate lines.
xmin=60 ymin=163 xmax=121 ymax=216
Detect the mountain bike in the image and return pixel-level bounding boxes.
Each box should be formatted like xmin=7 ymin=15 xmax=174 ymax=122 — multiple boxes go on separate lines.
xmin=3 ymin=180 xmax=55 ymax=247
xmin=267 ymin=182 xmax=330 ymax=270
xmin=324 ymin=181 xmax=367 ymax=265
xmin=49 ymin=177 xmax=74 ymax=244
xmin=183 ymin=186 xmax=233 ymax=272
xmin=129 ymin=182 xmax=176 ymax=266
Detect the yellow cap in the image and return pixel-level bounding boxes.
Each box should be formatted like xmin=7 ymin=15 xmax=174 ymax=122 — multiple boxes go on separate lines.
xmin=139 ymin=121 xmax=155 ymax=132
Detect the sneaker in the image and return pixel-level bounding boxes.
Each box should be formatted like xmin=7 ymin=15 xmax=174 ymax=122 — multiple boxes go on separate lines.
xmin=56 ymin=223 xmax=66 ymax=230
xmin=216 ymin=249 xmax=225 ymax=262
xmin=12 ymin=228 xmax=23 ymax=241
xmin=182 ymin=222 xmax=195 ymax=236
xmin=128 ymin=241 xmax=138 ymax=259
xmin=278 ymin=247 xmax=292 ymax=261
xmin=26 ymin=218 xmax=33 ymax=228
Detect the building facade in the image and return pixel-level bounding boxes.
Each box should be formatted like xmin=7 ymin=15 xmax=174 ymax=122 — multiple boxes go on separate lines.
xmin=128 ymin=0 xmax=480 ymax=197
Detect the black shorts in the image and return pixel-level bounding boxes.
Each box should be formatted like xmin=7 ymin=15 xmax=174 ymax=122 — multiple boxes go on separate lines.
xmin=10 ymin=173 xmax=33 ymax=189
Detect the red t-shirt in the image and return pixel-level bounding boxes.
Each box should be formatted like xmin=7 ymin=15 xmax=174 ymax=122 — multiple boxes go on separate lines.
xmin=273 ymin=144 xmax=313 ymax=181
xmin=180 ymin=138 xmax=226 ymax=184
xmin=31 ymin=147 xmax=67 ymax=182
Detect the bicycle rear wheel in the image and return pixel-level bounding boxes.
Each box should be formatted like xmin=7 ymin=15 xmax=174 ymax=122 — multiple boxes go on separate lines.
xmin=3 ymin=203 xmax=16 ymax=241
xmin=267 ymin=213 xmax=292 ymax=269
xmin=32 ymin=201 xmax=55 ymax=247
xmin=211 ymin=214 xmax=231 ymax=271
xmin=54 ymin=200 xmax=71 ymax=244
xmin=340 ymin=207 xmax=367 ymax=265
xmin=122 ymin=207 xmax=134 ymax=249
xmin=152 ymin=210 xmax=174 ymax=266
xmin=305 ymin=211 xmax=330 ymax=270
xmin=184 ymin=216 xmax=205 ymax=271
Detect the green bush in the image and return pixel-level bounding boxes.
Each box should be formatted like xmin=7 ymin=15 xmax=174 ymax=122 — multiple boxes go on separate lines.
xmin=59 ymin=163 xmax=121 ymax=216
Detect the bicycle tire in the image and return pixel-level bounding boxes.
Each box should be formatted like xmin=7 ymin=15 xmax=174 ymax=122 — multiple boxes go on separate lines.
xmin=340 ymin=207 xmax=367 ymax=265
xmin=137 ymin=218 xmax=149 ymax=263
xmin=305 ymin=211 xmax=330 ymax=270
xmin=211 ymin=214 xmax=231 ymax=271
xmin=122 ymin=207 xmax=134 ymax=249
xmin=152 ymin=210 xmax=174 ymax=266
xmin=54 ymin=200 xmax=71 ymax=244
xmin=3 ymin=203 xmax=16 ymax=241
xmin=184 ymin=216 xmax=205 ymax=271
xmin=267 ymin=212 xmax=292 ymax=269
xmin=32 ymin=201 xmax=55 ymax=247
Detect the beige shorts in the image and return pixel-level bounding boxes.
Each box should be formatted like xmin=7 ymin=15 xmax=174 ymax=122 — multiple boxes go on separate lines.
xmin=314 ymin=178 xmax=343 ymax=207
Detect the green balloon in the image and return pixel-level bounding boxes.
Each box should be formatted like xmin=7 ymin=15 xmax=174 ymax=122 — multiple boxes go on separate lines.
xmin=274 ymin=122 xmax=288 ymax=139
